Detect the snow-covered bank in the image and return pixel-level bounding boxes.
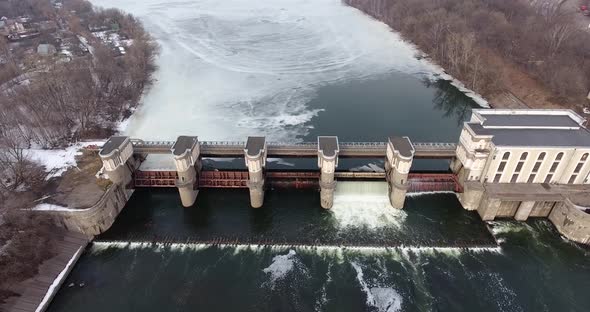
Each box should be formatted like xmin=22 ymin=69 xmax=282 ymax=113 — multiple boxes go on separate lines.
xmin=27 ymin=141 xmax=104 ymax=179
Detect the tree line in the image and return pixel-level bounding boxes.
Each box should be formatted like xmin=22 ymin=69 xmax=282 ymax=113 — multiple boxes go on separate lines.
xmin=0 ymin=0 xmax=158 ymax=149
xmin=344 ymin=0 xmax=589 ymax=106
xmin=0 ymin=0 xmax=158 ymax=303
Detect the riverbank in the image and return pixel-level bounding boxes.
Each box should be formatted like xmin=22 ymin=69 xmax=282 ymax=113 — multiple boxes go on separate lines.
xmin=0 ymin=231 xmax=89 ymax=312
xmin=344 ymin=0 xmax=589 ymax=113
xmin=0 ymin=0 xmax=157 ymax=306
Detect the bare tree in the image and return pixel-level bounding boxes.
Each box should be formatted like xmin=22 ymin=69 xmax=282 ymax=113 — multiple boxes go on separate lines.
xmin=0 ymin=130 xmax=46 ymax=192
xmin=545 ymin=20 xmax=576 ymax=57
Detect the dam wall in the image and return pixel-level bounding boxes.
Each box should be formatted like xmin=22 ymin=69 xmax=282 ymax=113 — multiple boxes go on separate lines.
xmin=549 ymin=199 xmax=590 ymax=245
xmin=49 ymin=185 xmax=133 ymax=236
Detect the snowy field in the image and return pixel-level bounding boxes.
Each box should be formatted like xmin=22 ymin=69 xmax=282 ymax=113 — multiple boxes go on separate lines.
xmin=28 ymin=141 xmax=104 ymax=179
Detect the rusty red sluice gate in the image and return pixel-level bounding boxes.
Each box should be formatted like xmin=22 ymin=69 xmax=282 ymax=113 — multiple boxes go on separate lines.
xmin=133 ymin=170 xmax=463 ymax=193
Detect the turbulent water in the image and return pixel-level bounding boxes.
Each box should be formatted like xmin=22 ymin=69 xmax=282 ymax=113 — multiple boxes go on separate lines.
xmin=48 ymin=0 xmax=590 ymax=311
xmin=48 ymin=189 xmax=590 ymax=311
xmin=93 ymin=0 xmax=470 ymax=143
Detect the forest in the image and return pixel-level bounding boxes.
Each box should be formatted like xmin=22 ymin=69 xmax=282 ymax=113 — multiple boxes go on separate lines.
xmin=345 ymin=0 xmax=589 ymax=108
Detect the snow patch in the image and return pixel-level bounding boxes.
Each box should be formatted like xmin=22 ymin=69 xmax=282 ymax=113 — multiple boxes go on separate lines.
xmin=32 ymin=203 xmax=78 ymax=212
xmin=267 ymin=158 xmax=295 ymax=167
xmin=27 ymin=141 xmax=104 ymax=179
xmin=350 ymin=163 xmax=385 ymax=172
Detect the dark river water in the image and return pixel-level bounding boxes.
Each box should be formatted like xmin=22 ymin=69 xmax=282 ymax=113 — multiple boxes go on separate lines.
xmin=48 ymin=0 xmax=590 ymax=311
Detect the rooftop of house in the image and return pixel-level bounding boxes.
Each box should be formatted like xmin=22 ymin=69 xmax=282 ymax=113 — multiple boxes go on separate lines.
xmin=466 ymin=109 xmax=590 ymax=148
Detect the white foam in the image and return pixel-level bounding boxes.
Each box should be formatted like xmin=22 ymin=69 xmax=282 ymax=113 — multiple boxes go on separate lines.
xmin=351 ymin=262 xmax=403 ymax=312
xmin=262 ymin=249 xmax=297 ymax=285
xmin=90 ymin=241 xmax=500 ymax=255
xmin=331 ymin=182 xmax=407 ymax=229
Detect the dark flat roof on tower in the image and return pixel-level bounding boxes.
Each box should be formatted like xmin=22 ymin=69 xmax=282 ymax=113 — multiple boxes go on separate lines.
xmin=99 ymin=136 xmax=128 ymax=156
xmin=171 ymin=136 xmax=198 ymax=156
xmin=469 ymin=110 xmax=590 ymax=147
xmin=318 ymin=136 xmax=339 ymax=157
xmin=245 ymin=137 xmax=266 ymax=157
xmin=481 ymin=114 xmax=580 ymax=128
xmin=468 ymin=123 xmax=590 ymax=147
xmin=388 ymin=136 xmax=414 ymax=158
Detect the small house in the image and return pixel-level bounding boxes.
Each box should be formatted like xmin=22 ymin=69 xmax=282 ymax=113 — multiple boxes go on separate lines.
xmin=37 ymin=43 xmax=57 ymax=56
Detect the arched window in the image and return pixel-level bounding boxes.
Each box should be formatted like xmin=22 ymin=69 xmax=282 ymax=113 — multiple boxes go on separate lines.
xmin=516 ymin=152 xmax=527 ymax=173
xmin=532 ymin=152 xmax=546 ymax=173
xmin=550 ymin=153 xmax=563 ymax=173
xmin=502 ymin=152 xmax=510 ymax=160
xmin=573 ymin=153 xmax=589 ymax=175
xmin=556 ymin=152 xmax=564 ymax=161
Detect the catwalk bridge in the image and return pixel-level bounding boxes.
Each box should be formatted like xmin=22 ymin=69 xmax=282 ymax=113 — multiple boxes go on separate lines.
xmin=98 ymin=135 xmax=460 ymax=209
xmin=128 ymin=140 xmax=457 ymax=158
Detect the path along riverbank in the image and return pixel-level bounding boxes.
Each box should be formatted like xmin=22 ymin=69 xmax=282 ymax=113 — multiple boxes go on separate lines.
xmin=0 ymin=231 xmax=89 ymax=312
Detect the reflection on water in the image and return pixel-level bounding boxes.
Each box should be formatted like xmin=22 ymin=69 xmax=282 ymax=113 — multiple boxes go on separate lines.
xmin=96 ymin=188 xmax=495 ymax=247
xmin=426 ymin=79 xmax=476 ymax=126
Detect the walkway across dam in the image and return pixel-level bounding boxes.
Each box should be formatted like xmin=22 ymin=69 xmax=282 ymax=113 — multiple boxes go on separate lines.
xmin=98 ymin=135 xmax=460 ymax=209
xmin=128 ymin=140 xmax=457 ymax=158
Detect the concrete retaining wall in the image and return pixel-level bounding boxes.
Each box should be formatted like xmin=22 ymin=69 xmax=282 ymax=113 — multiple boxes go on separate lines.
xmin=549 ymin=200 xmax=590 ymax=245
xmin=529 ymin=201 xmax=554 ymax=217
xmin=51 ymin=185 xmax=133 ymax=236
xmin=496 ymin=201 xmax=519 ymax=218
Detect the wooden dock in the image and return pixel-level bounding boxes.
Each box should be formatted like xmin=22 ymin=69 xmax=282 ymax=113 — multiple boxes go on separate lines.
xmin=1 ymin=231 xmax=89 ymax=312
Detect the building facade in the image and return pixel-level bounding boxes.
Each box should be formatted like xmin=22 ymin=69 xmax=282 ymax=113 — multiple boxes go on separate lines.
xmin=454 ymin=109 xmax=590 ymax=187
xmin=451 ymin=109 xmax=590 ymax=241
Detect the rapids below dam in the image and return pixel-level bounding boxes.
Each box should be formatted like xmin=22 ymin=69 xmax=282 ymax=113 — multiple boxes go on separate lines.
xmin=48 ymin=0 xmax=590 ymax=311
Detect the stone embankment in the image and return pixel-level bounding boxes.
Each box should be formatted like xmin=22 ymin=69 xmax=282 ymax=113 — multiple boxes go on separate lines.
xmin=50 ymin=185 xmax=133 ymax=236
xmin=549 ymin=197 xmax=590 ymax=245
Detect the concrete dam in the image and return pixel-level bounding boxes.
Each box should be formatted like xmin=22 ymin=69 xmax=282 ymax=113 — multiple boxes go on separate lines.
xmin=90 ymin=109 xmax=590 ymax=246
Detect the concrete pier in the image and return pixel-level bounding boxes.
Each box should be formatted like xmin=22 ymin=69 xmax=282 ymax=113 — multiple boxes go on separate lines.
xmin=99 ymin=136 xmax=135 ymax=186
xmin=318 ymin=136 xmax=339 ymax=209
xmin=515 ymin=201 xmax=535 ymax=221
xmin=386 ymin=136 xmax=415 ymax=209
xmin=171 ymin=136 xmax=200 ymax=207
xmin=244 ymin=137 xmax=267 ymax=208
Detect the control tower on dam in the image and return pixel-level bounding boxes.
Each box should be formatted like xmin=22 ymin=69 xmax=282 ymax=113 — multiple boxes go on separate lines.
xmin=95 ymin=109 xmax=590 ymax=245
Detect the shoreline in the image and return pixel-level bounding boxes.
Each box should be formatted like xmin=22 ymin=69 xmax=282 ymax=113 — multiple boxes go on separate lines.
xmin=0 ymin=232 xmax=89 ymax=312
